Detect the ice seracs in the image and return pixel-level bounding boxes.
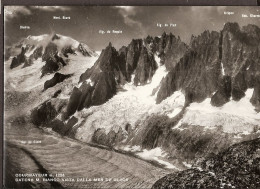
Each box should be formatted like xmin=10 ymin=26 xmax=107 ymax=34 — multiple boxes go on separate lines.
xmin=75 ymin=54 xmax=186 ymax=142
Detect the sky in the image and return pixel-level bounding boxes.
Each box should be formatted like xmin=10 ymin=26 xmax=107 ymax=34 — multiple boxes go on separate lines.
xmin=4 ymin=6 xmax=260 ymax=50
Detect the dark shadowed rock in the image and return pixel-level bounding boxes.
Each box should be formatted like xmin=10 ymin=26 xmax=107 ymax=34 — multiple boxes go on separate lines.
xmin=77 ymin=43 xmax=98 ymax=57
xmin=157 ymin=23 xmax=260 ymax=106
xmin=70 ymin=43 xmax=121 ymax=115
xmin=80 ymin=42 xmax=122 ymax=82
xmin=125 ymin=39 xmax=142 ymax=79
xmin=251 ymin=79 xmax=260 ymax=112
xmin=42 ymin=42 xmax=58 ymax=62
xmin=10 ymin=57 xmax=19 ymax=69
xmin=157 ymin=31 xmax=220 ymax=104
xmin=77 ymin=82 xmax=94 ymax=111
xmin=50 ymin=116 xmax=78 ymax=136
xmin=118 ymin=46 xmax=128 ymax=83
xmin=63 ymin=87 xmax=82 ymax=120
xmin=221 ymin=22 xmax=260 ymax=101
xmin=92 ymin=127 xmax=125 ymax=147
xmin=52 ymin=89 xmax=62 ymax=98
xmin=41 ymin=58 xmax=59 ymax=77
xmin=152 ymin=138 xmax=260 ymax=189
xmin=32 ymin=46 xmax=43 ymax=60
xmin=41 ymin=54 xmax=66 ymax=77
xmin=211 ymin=76 xmax=232 ymax=106
xmin=10 ymin=47 xmax=26 ymax=69
xmin=62 ymin=46 xmax=76 ymax=57
xmin=31 ymin=101 xmax=58 ymax=126
xmin=160 ymin=33 xmax=188 ymax=70
xmin=44 ymin=73 xmax=72 ymax=90
xmin=130 ymin=114 xmax=237 ymax=162
xmin=91 ymin=72 xmax=117 ymax=105
xmin=78 ymin=43 xmax=91 ymax=56
xmin=51 ymin=34 xmax=60 ymax=41
xmin=41 ymin=42 xmax=67 ymax=77
xmin=134 ymin=46 xmax=157 ymax=85
xmin=31 ymin=99 xmax=67 ymax=126
xmin=157 ymin=36 xmax=220 ymax=104
xmin=48 ymin=119 xmax=64 ymax=129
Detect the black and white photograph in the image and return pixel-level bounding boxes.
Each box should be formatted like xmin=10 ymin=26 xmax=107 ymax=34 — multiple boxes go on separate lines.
xmin=3 ymin=5 xmax=260 ymax=189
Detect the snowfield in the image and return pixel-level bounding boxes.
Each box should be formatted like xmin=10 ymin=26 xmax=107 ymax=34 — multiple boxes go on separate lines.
xmin=136 ymin=147 xmax=180 ymax=170
xmin=175 ymin=89 xmax=260 ymax=134
xmin=5 ymin=33 xmax=99 ymax=93
xmin=11 ymin=34 xmax=98 ymax=60
xmin=5 ymin=53 xmax=98 ymax=93
xmin=5 ymin=58 xmax=53 ymax=92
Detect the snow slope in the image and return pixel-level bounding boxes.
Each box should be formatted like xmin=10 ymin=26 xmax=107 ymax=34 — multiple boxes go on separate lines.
xmin=175 ymin=89 xmax=260 ymax=134
xmin=5 ymin=53 xmax=98 ymax=92
xmin=10 ymin=34 xmax=98 ymax=59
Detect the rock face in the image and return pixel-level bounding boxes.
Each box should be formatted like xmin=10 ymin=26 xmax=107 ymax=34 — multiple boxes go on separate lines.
xmin=44 ymin=73 xmax=72 ymax=90
xmin=134 ymin=46 xmax=157 ymax=85
xmin=152 ymin=138 xmax=260 ymax=189
xmin=157 ymin=31 xmax=221 ymax=104
xmin=41 ymin=54 xmax=66 ymax=77
xmin=211 ymin=76 xmax=231 ymax=106
xmin=128 ymin=113 xmax=248 ymax=164
xmin=63 ymin=87 xmax=82 ymax=120
xmin=158 ymin=32 xmax=188 ymax=70
xmin=61 ymin=46 xmax=76 ymax=57
xmin=49 ymin=116 xmax=78 ymax=136
xmin=222 ymin=23 xmax=260 ymax=101
xmin=64 ymin=43 xmax=120 ymax=119
xmin=251 ymin=78 xmax=260 ymax=112
xmin=92 ymin=128 xmax=125 ymax=147
xmin=10 ymin=47 xmax=26 ymax=69
xmin=40 ymin=42 xmax=67 ymax=77
xmin=10 ymin=57 xmax=20 ymax=69
xmin=156 ymin=23 xmax=260 ymax=110
xmin=31 ymin=99 xmax=66 ymax=126
xmin=78 ymin=43 xmax=98 ymax=57
xmin=32 ymin=46 xmax=43 ymax=60
xmin=42 ymin=42 xmax=58 ymax=62
xmin=10 ymin=45 xmax=43 ymax=69
xmin=125 ymin=39 xmax=142 ymax=80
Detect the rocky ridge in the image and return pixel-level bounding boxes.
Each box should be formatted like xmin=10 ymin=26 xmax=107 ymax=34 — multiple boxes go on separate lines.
xmin=157 ymin=23 xmax=260 ymax=111
xmin=152 ymin=138 xmax=260 ymax=189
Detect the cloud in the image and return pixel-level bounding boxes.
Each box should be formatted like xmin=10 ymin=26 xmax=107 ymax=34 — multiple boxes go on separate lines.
xmin=4 ymin=6 xmax=71 ymax=21
xmin=115 ymin=6 xmax=143 ymax=29
xmin=31 ymin=6 xmax=71 ymax=12
xmin=4 ymin=6 xmax=31 ymax=21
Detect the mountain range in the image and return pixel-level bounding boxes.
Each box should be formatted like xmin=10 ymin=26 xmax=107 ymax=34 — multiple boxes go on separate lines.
xmin=4 ymin=22 xmax=260 ymax=188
